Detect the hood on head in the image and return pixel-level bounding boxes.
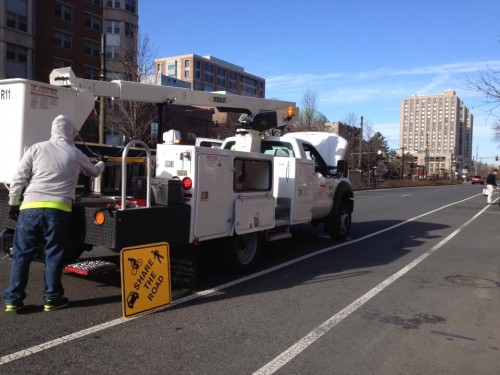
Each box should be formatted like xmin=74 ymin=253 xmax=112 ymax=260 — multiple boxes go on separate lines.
xmin=51 ymin=115 xmax=77 ymax=143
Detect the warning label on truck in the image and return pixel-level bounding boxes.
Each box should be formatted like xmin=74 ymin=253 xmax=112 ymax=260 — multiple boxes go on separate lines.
xmin=120 ymin=242 xmax=171 ymax=318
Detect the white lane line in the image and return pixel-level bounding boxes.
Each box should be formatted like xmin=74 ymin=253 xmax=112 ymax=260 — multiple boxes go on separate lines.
xmin=252 ymin=200 xmax=489 ymax=375
xmin=0 ymin=194 xmax=480 ymax=366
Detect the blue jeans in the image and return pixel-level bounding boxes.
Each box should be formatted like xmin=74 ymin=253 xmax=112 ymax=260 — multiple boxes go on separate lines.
xmin=3 ymin=208 xmax=71 ymax=304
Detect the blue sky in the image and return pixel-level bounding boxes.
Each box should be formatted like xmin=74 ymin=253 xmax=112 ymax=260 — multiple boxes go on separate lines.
xmin=139 ymin=0 xmax=500 ymax=161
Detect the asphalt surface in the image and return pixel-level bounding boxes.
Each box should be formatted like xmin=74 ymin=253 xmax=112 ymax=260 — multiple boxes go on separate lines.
xmin=0 ymin=183 xmax=499 ymax=374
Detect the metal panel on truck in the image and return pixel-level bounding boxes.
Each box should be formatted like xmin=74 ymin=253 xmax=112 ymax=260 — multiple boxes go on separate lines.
xmin=273 ymin=157 xmax=314 ymax=224
xmin=193 ymin=153 xmax=232 ymax=238
xmin=235 ymin=195 xmax=276 ymax=235
xmin=0 ymin=79 xmax=94 ymax=184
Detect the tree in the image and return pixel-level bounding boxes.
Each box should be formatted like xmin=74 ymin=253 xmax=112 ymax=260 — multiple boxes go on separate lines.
xmin=295 ymin=90 xmax=327 ymax=131
xmin=299 ymin=90 xmax=318 ymax=130
xmin=342 ymin=112 xmax=362 ymax=169
xmin=104 ymin=32 xmax=158 ymax=144
xmin=468 ymin=67 xmax=500 ymax=141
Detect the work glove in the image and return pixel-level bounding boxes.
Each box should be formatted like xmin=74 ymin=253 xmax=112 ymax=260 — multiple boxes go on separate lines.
xmin=95 ymin=160 xmax=105 ymax=173
xmin=8 ymin=205 xmax=20 ymax=221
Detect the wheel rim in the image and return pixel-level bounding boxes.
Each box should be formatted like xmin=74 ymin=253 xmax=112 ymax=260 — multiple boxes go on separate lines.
xmin=235 ymin=233 xmax=258 ymax=265
xmin=338 ymin=209 xmax=351 ymax=236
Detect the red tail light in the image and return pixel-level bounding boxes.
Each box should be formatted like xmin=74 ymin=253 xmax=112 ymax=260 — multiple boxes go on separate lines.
xmin=182 ymin=177 xmax=192 ymax=190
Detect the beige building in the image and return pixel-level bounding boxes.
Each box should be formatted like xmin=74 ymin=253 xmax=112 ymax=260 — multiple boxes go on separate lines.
xmin=154 ymin=54 xmax=265 ymax=98
xmin=400 ymin=90 xmax=473 ymax=178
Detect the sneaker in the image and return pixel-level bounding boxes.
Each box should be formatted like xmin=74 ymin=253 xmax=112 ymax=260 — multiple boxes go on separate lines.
xmin=5 ymin=301 xmax=24 ymax=312
xmin=43 ymin=297 xmax=69 ymax=312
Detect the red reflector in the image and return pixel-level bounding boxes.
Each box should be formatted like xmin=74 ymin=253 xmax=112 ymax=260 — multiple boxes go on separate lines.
xmin=182 ymin=177 xmax=192 ymax=190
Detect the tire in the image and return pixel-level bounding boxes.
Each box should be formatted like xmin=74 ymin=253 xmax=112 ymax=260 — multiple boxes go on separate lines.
xmin=324 ymin=200 xmax=352 ymax=240
xmin=222 ymin=232 xmax=261 ymax=274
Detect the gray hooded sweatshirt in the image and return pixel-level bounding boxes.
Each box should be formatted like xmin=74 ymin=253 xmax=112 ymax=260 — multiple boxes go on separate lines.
xmin=9 ymin=115 xmax=105 ymax=207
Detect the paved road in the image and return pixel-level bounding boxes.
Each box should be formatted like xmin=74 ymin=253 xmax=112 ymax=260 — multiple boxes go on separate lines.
xmin=0 ymin=183 xmax=499 ymax=374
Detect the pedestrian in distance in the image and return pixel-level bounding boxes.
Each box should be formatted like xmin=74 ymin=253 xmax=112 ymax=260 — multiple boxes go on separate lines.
xmin=3 ymin=115 xmax=105 ymax=313
xmin=485 ymin=168 xmax=499 ymax=204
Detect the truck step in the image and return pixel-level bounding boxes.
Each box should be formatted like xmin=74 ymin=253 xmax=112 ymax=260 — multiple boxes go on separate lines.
xmin=266 ymin=226 xmax=292 ymax=241
xmin=64 ymin=260 xmax=118 ymax=276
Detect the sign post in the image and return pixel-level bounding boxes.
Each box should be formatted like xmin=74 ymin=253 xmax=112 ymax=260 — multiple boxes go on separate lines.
xmin=121 ymin=242 xmax=171 ymax=318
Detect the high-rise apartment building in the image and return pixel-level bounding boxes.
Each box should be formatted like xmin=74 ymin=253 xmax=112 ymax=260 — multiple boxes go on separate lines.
xmin=400 ymin=90 xmax=473 ymax=177
xmin=1 ymin=0 xmax=138 ymax=82
xmin=154 ymin=54 xmax=265 ymax=98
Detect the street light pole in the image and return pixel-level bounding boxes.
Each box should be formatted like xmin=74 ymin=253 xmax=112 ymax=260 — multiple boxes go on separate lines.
xmin=358 ymin=116 xmax=363 ymax=169
xmin=400 ymin=146 xmax=405 ymax=179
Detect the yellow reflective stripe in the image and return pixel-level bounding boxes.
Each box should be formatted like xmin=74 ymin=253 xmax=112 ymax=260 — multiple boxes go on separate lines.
xmin=20 ymin=201 xmax=72 ymax=212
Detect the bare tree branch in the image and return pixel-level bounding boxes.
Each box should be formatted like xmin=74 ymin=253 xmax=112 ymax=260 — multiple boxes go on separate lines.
xmin=467 ymin=66 xmax=500 ymax=142
xmin=105 ymin=31 xmax=158 ymax=144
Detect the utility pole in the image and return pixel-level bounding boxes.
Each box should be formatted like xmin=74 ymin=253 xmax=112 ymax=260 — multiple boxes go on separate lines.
xmin=99 ymin=22 xmax=106 ymax=144
xmin=401 ymin=146 xmax=405 ymax=179
xmin=358 ymin=115 xmax=363 ymax=169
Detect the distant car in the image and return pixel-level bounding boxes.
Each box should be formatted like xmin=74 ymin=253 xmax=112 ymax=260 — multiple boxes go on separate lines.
xmin=471 ymin=176 xmax=485 ymax=184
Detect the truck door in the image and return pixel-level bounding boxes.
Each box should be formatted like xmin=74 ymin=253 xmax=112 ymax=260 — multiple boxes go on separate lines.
xmin=193 ymin=153 xmax=232 ymax=239
xmin=301 ymin=143 xmax=334 ymax=219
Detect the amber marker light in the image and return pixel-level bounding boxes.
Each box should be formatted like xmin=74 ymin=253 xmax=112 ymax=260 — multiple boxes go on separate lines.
xmin=94 ymin=210 xmax=106 ymax=225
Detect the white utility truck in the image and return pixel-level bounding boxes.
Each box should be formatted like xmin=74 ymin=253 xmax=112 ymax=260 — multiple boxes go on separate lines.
xmin=0 ymin=68 xmax=353 ymax=281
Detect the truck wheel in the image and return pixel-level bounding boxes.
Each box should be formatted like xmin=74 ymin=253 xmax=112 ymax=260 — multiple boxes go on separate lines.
xmin=325 ymin=200 xmax=351 ymax=240
xmin=223 ymin=232 xmax=261 ymax=274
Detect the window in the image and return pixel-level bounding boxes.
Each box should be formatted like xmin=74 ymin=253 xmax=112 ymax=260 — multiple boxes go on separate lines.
xmin=84 ymin=66 xmax=100 ymax=80
xmin=184 ymin=59 xmax=190 ymax=78
xmin=167 ymin=62 xmax=176 ymax=77
xmin=261 ymin=141 xmax=295 ymax=157
xmin=241 ymin=76 xmax=258 ymax=96
xmin=55 ymin=2 xmax=73 ymax=21
xmin=87 ymin=0 xmax=101 ymax=4
xmin=106 ymin=20 xmax=121 ymax=34
xmin=217 ymin=67 xmax=226 ymax=87
xmin=125 ymin=22 xmax=136 ymax=38
xmin=229 ymin=71 xmax=237 ymax=90
xmin=53 ymin=58 xmax=72 ymax=68
xmin=302 ymin=143 xmax=328 ymax=175
xmin=106 ymin=0 xmax=121 ymax=8
xmin=54 ymin=31 xmax=73 ymax=49
xmin=204 ymin=63 xmax=214 ymax=83
xmin=6 ymin=44 xmax=28 ymax=76
xmin=84 ymin=40 xmax=100 ymax=57
xmin=85 ymin=13 xmax=101 ymax=32
xmin=106 ymin=45 xmax=120 ymax=60
xmin=107 ymin=71 xmax=122 ymax=80
xmin=146 ymin=122 xmax=158 ymax=146
xmin=233 ymin=158 xmax=272 ymax=192
xmin=125 ymin=0 xmax=136 ymax=13
xmin=195 ymin=60 xmax=201 ymax=79
xmin=6 ymin=0 xmax=28 ymax=32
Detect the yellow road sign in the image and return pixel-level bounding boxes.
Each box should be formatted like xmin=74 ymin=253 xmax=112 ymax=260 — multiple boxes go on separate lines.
xmin=121 ymin=242 xmax=171 ymax=318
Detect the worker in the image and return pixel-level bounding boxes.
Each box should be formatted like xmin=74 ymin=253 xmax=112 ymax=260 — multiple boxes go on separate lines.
xmin=3 ymin=115 xmax=105 ymax=312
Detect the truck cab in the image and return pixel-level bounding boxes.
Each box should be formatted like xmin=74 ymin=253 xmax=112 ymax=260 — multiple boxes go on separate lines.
xmin=221 ymin=132 xmax=350 ymax=221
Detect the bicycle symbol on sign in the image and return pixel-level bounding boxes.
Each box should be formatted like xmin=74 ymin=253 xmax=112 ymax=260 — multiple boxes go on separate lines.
xmin=128 ymin=257 xmax=143 ymax=275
